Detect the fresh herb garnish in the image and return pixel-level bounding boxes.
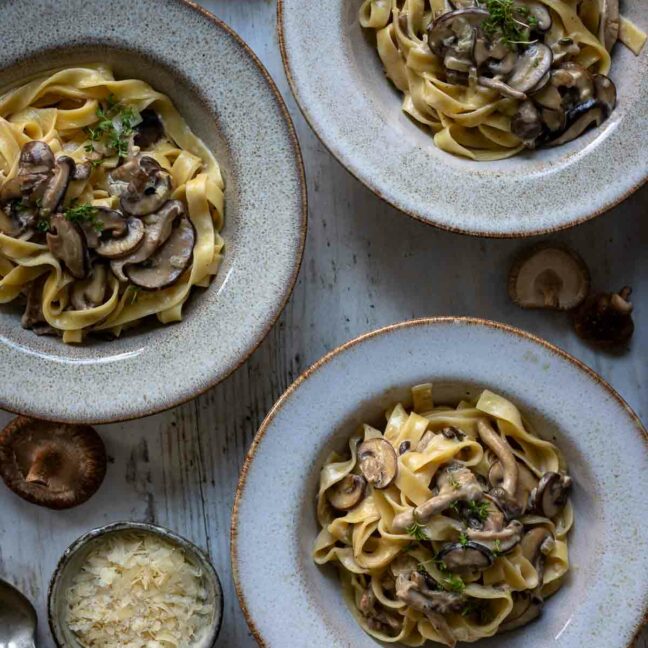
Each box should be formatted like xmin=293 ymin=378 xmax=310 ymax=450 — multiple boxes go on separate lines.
xmin=64 ymin=203 xmax=103 ymax=232
xmin=441 ymin=572 xmax=466 ymax=593
xmin=447 ymin=475 xmax=461 ymax=490
xmin=492 ymin=539 xmax=503 ymax=556
xmin=448 ymin=500 xmax=461 ymax=514
xmin=458 ymin=531 xmax=469 ymax=547
xmin=406 ymin=520 xmax=428 ymax=542
xmin=479 ymin=0 xmax=538 ymax=47
xmin=84 ymin=94 xmax=137 ymax=161
xmin=467 ymin=499 xmax=490 ymax=522
xmin=36 ymin=218 xmax=50 ymax=232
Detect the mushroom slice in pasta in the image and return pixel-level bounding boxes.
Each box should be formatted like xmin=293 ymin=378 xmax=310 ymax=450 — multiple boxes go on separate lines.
xmin=357 ymin=438 xmax=397 ymax=489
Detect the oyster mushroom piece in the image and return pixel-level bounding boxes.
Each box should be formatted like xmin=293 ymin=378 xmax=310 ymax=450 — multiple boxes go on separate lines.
xmin=70 ymin=264 xmax=108 ymax=311
xmin=357 ymin=438 xmax=398 ymax=489
xmin=110 ymin=200 xmax=184 ymax=281
xmin=508 ymin=244 xmax=590 ymax=310
xmin=46 ymin=214 xmax=89 ymax=279
xmin=506 ymin=44 xmax=553 ymax=94
xmin=326 ymin=474 xmax=366 ymax=511
xmin=571 ymin=286 xmax=634 ymax=347
xmin=477 ymin=421 xmax=518 ymax=506
xmin=0 ymin=416 xmax=106 ymax=509
xmin=529 ymin=471 xmax=572 ymax=518
xmin=427 ymin=8 xmax=489 ymax=56
xmin=593 ymin=74 xmax=617 ymax=116
xmin=40 ymin=156 xmax=75 ymax=216
xmin=478 ymin=76 xmax=527 ymax=100
xmin=0 ymin=140 xmax=55 ymax=203
xmin=437 ymin=541 xmax=495 ymax=573
xmin=551 ymin=63 xmax=595 ymax=103
xmin=520 ymin=527 xmax=555 ymax=584
xmin=18 ymin=141 xmax=56 ymax=175
xmin=80 ymin=208 xmax=128 ymax=248
xmin=547 ymin=99 xmax=604 ymax=147
xmin=96 ymin=217 xmax=145 ymax=259
xmin=118 ymin=156 xmax=172 ymax=216
xmin=598 ymin=0 xmax=620 ymax=51
xmin=468 ymin=519 xmax=524 ymax=553
xmin=489 ymin=459 xmax=537 ymax=514
xmin=500 ymin=591 xmax=543 ymax=632
xmin=125 ymin=215 xmax=195 ymax=289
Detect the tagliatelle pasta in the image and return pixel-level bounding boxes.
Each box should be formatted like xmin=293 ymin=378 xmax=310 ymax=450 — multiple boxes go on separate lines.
xmin=0 ymin=64 xmax=224 ymax=343
xmin=359 ymin=0 xmax=646 ymax=160
xmin=314 ymin=385 xmax=572 ymax=646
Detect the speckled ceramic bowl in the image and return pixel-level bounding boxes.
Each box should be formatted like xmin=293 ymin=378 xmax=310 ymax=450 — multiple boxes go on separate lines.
xmin=48 ymin=521 xmax=223 ymax=648
xmin=278 ymin=0 xmax=647 ymax=236
xmin=0 ymin=0 xmax=306 ymax=423
xmin=232 ymin=317 xmax=648 ymax=647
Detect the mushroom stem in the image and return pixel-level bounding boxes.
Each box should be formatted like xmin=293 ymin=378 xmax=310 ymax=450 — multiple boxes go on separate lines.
xmin=477 ymin=421 xmax=518 ymax=498
xmin=24 ymin=443 xmax=64 ymax=486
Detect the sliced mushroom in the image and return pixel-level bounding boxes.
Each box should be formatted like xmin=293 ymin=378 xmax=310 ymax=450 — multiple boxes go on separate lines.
xmin=0 ymin=416 xmax=106 ymax=509
xmin=40 ymin=156 xmax=75 ymax=216
xmin=477 ymin=421 xmax=518 ymax=505
xmin=0 ymin=141 xmax=55 ymax=203
xmin=506 ymin=44 xmax=553 ymax=94
xmin=20 ymin=274 xmax=55 ymax=335
xmin=46 ymin=214 xmax=89 ymax=279
xmin=70 ymin=264 xmax=107 ymax=311
xmin=327 ymin=474 xmax=366 ymax=511
xmin=532 ymin=82 xmax=563 ymax=110
xmin=467 ymin=518 xmax=523 ymax=553
xmin=0 ymin=201 xmax=39 ymax=237
xmin=550 ymin=37 xmax=581 ymax=65
xmin=358 ymin=587 xmax=402 ymax=636
xmin=73 ymin=161 xmax=92 ymax=181
xmin=598 ymin=0 xmax=619 ymax=51
xmin=500 ymin=591 xmax=543 ymax=632
xmin=514 ymin=0 xmax=552 ymax=31
xmin=571 ymin=286 xmax=634 ymax=347
xmin=398 ymin=440 xmax=411 ymax=455
xmin=489 ymin=459 xmax=537 ymax=514
xmin=125 ymin=214 xmax=194 ymax=289
xmin=511 ymin=100 xmax=544 ymax=145
xmin=508 ymin=243 xmax=590 ymax=310
xmin=134 ymin=109 xmax=164 ymax=149
xmin=593 ymin=74 xmax=616 ymax=116
xmin=357 ymin=438 xmax=398 ymax=489
xmin=427 ymin=8 xmax=489 ymax=57
xmin=520 ymin=527 xmax=555 ymax=584
xmin=96 ymin=217 xmax=145 ymax=259
xmin=393 ymin=464 xmax=483 ymax=531
xmin=547 ymin=99 xmax=604 ymax=146
xmin=437 ymin=541 xmax=495 ymax=573
xmin=80 ymin=208 xmax=128 ymax=248
xmin=529 ymin=471 xmax=572 ymax=518
xmin=110 ymin=200 xmax=184 ymax=281
xmin=551 ymin=63 xmax=595 ymax=104
xmin=478 ymin=76 xmax=527 ymax=100
xmin=540 ymin=108 xmax=566 ymax=133
xmin=18 ymin=141 xmax=55 ymax=175
xmin=114 ymin=156 xmax=172 ymax=216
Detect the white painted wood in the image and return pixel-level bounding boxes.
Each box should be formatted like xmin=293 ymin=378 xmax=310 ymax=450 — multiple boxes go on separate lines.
xmin=0 ymin=1 xmax=645 ymax=646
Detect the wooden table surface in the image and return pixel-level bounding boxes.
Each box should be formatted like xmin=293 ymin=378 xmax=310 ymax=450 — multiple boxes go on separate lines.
xmin=0 ymin=1 xmax=646 ymax=646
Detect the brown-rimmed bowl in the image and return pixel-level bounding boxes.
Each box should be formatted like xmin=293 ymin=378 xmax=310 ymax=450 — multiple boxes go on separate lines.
xmin=0 ymin=0 xmax=306 ymax=423
xmin=232 ymin=317 xmax=648 ymax=647
xmin=278 ymin=0 xmax=647 ymax=237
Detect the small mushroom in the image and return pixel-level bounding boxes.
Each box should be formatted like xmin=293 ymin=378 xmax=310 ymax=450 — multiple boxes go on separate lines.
xmin=547 ymin=99 xmax=604 ymax=146
xmin=96 ymin=217 xmax=145 ymax=259
xmin=110 ymin=200 xmax=184 ymax=281
xmin=70 ymin=264 xmax=107 ymax=311
xmin=20 ymin=275 xmax=55 ymax=335
xmin=134 ymin=109 xmax=164 ymax=149
xmin=477 ymin=421 xmax=518 ymax=503
xmin=359 ymin=587 xmax=401 ymax=635
xmin=593 ymin=74 xmax=617 ymax=116
xmin=0 ymin=416 xmax=106 ymax=509
xmin=80 ymin=208 xmax=128 ymax=249
xmin=125 ymin=215 xmax=195 ymax=289
xmin=500 ymin=591 xmax=543 ymax=632
xmin=0 ymin=141 xmax=55 ymax=203
xmin=46 ymin=214 xmax=89 ymax=279
xmin=467 ymin=518 xmax=524 ymax=553
xmin=427 ymin=8 xmax=489 ymax=57
xmin=514 ymin=0 xmax=552 ymax=31
xmin=511 ymin=100 xmax=544 ymax=145
xmin=18 ymin=140 xmax=56 ymax=175
xmin=508 ymin=243 xmax=590 ymax=310
xmin=40 ymin=156 xmax=75 ymax=216
xmin=326 ymin=474 xmax=366 ymax=511
xmin=520 ymin=527 xmax=555 ymax=584
xmin=478 ymin=76 xmax=527 ymax=100
xmin=357 ymin=438 xmax=398 ymax=489
xmin=506 ymin=44 xmax=553 ymax=94
xmin=437 ymin=541 xmax=495 ymax=573
xmin=571 ymin=286 xmax=634 ymax=347
xmin=114 ymin=156 xmax=172 ymax=216
xmin=529 ymin=471 xmax=572 ymax=518
xmin=73 ymin=161 xmax=92 ymax=181
xmin=489 ymin=459 xmax=537 ymax=514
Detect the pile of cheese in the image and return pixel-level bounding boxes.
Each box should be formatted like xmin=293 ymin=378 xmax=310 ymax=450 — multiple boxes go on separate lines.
xmin=64 ymin=532 xmax=214 ymax=648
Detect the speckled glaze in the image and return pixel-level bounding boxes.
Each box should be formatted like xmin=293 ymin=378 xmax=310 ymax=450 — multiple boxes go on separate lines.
xmin=48 ymin=521 xmax=223 ymax=648
xmin=278 ymin=0 xmax=647 ymax=237
xmin=0 ymin=0 xmax=307 ymax=423
xmin=232 ymin=318 xmax=648 ymax=647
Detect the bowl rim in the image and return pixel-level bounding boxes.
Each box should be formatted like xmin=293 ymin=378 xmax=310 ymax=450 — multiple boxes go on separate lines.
xmin=276 ymin=0 xmax=647 ymax=239
xmin=47 ymin=520 xmax=224 ymax=648
xmin=230 ymin=315 xmax=648 ymax=647
xmin=0 ymin=0 xmax=308 ymax=425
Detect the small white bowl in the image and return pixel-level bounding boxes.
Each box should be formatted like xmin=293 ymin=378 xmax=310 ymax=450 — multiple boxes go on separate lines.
xmin=278 ymin=0 xmax=647 ymax=236
xmin=48 ymin=521 xmax=223 ymax=648
xmin=232 ymin=317 xmax=648 ymax=647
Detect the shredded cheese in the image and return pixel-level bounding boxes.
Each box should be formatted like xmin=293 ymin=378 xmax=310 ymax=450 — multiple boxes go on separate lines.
xmin=64 ymin=532 xmax=214 ymax=648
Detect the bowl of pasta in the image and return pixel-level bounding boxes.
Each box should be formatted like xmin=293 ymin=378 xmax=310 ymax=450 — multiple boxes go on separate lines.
xmin=232 ymin=317 xmax=648 ymax=647
xmin=0 ymin=0 xmax=306 ymax=423
xmin=278 ymin=0 xmax=647 ymax=236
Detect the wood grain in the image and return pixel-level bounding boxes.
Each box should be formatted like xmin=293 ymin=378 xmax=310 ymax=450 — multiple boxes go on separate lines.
xmin=0 ymin=0 xmax=645 ymax=646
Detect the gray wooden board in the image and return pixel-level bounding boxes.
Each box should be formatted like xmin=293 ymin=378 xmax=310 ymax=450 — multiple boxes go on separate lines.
xmin=0 ymin=0 xmax=646 ymax=646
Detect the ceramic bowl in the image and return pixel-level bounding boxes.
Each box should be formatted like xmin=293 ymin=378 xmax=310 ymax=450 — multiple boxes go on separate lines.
xmin=0 ymin=0 xmax=306 ymax=423
xmin=232 ymin=317 xmax=648 ymax=647
xmin=48 ymin=521 xmax=223 ymax=648
xmin=278 ymin=0 xmax=647 ymax=236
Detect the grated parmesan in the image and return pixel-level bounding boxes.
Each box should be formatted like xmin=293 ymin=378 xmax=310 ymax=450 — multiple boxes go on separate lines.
xmin=64 ymin=532 xmax=214 ymax=648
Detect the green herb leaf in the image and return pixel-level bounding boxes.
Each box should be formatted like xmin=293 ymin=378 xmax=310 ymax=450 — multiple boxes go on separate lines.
xmin=36 ymin=218 xmax=50 ymax=232
xmin=63 ymin=203 xmax=104 ymax=232
xmin=441 ymin=573 xmax=466 ymax=593
xmin=458 ymin=532 xmax=469 ymax=547
xmin=83 ymin=95 xmax=138 ymax=164
xmin=406 ymin=520 xmax=428 ymax=542
xmin=479 ymin=0 xmax=538 ymax=48
xmin=492 ymin=538 xmax=503 ymax=556
xmin=467 ymin=499 xmax=490 ymax=522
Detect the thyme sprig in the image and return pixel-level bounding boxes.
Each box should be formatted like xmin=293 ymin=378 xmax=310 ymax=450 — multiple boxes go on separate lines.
xmin=406 ymin=520 xmax=428 ymax=542
xmin=84 ymin=94 xmax=137 ymax=161
xmin=479 ymin=0 xmax=539 ymax=47
xmin=64 ymin=203 xmax=104 ymax=232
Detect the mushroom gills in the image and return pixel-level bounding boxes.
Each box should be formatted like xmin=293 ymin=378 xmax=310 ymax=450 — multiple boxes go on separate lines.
xmin=529 ymin=471 xmax=572 ymax=518
xmin=571 ymin=286 xmax=634 ymax=347
xmin=46 ymin=215 xmax=89 ymax=279
xmin=327 ymin=474 xmax=366 ymax=511
xmin=96 ymin=217 xmax=145 ymax=259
